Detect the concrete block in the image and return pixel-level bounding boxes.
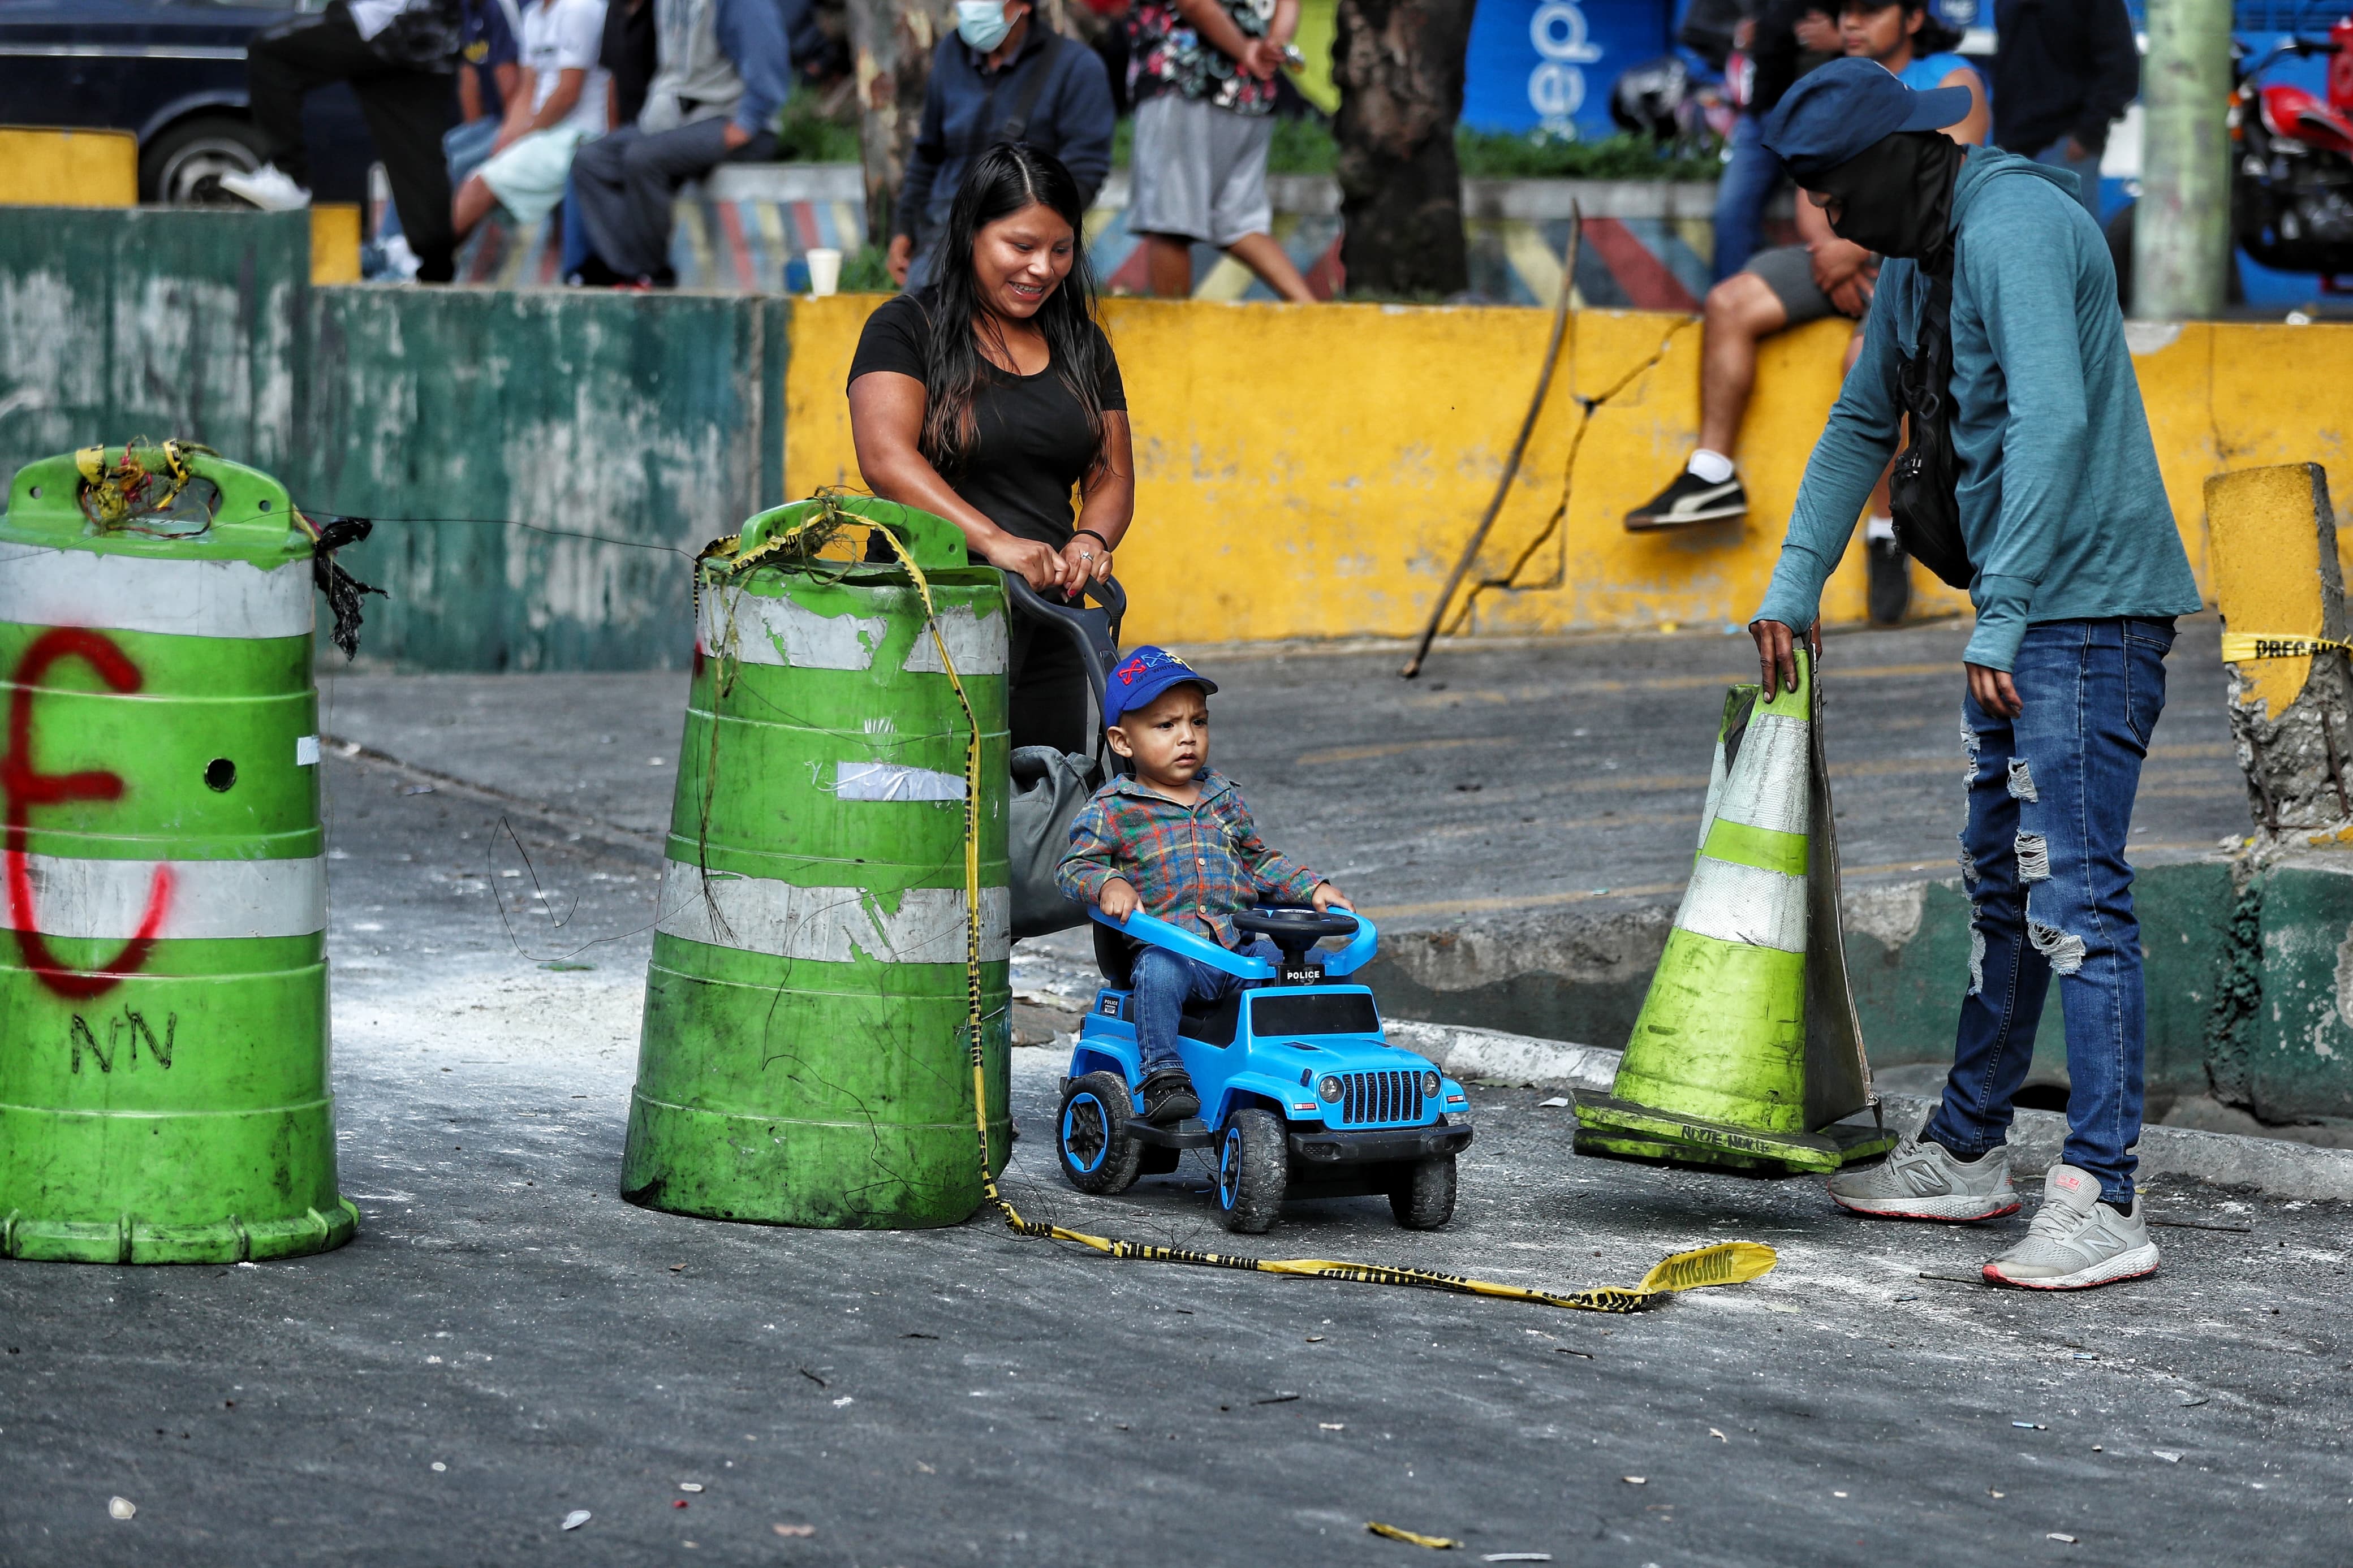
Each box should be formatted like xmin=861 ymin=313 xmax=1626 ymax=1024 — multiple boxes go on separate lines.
xmin=2208 ymin=462 xmax=2353 ymax=840
xmin=2246 ymin=854 xmax=2353 ymax=1122
xmin=298 ymin=286 xmax=787 ymax=671
xmin=0 ymin=206 xmax=307 ymax=489
xmin=0 ymin=129 xmax=137 ymax=208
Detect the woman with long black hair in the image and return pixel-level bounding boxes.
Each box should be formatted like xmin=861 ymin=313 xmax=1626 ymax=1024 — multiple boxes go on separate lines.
xmin=847 ymin=141 xmax=1133 ymax=756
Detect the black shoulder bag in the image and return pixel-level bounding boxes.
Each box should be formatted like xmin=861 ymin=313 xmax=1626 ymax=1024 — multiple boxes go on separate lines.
xmin=1887 ymin=240 xmax=1975 ymax=590
xmin=369 ymin=0 xmax=466 ymax=72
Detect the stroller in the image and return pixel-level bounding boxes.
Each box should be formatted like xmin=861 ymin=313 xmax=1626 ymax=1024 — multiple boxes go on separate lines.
xmin=1002 ymin=572 xmax=1127 ymax=941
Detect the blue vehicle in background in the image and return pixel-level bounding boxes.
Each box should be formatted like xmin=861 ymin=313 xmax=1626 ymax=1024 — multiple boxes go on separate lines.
xmin=1056 ymin=905 xmax=1475 ymax=1236
xmin=0 ymin=0 xmax=374 ymax=203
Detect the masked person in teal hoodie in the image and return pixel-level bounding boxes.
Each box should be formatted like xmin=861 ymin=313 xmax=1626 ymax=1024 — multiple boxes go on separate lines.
xmin=1747 ymin=59 xmax=2203 ymax=1291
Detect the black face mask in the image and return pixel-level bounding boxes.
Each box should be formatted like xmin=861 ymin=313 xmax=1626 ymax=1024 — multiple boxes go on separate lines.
xmin=1810 ymin=131 xmax=1967 ymax=262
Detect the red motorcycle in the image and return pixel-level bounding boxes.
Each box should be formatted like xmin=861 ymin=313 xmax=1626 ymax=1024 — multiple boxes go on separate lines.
xmin=2234 ymin=19 xmax=2353 ymax=277
xmin=2109 ymin=20 xmax=2353 ymax=298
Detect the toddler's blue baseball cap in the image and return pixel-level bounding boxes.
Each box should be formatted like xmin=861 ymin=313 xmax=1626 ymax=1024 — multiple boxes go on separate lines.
xmin=1761 ymin=57 xmax=1975 ymax=181
xmin=1105 ymin=645 xmax=1218 ymax=727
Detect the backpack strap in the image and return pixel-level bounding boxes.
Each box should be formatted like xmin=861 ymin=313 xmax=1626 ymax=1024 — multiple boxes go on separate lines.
xmin=1001 ymin=33 xmax=1061 ymax=143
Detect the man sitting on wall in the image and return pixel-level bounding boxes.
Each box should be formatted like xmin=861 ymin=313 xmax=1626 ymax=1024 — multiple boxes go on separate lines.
xmin=564 ymin=0 xmax=789 ymax=288
xmin=1624 ymin=0 xmax=1985 ymax=581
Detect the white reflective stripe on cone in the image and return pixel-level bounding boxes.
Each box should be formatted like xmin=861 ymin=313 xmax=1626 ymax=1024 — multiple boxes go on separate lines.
xmin=1675 ymin=855 xmax=1807 ymax=953
xmin=0 ymin=545 xmax=314 ymax=641
xmin=654 ymin=862 xmax=1011 ymax=963
xmin=0 ymin=545 xmax=313 ymax=641
xmin=8 ymin=853 xmax=327 ymax=939
xmin=1713 ymin=712 xmax=1811 ymax=836
xmin=697 ymin=589 xmax=1008 ymax=676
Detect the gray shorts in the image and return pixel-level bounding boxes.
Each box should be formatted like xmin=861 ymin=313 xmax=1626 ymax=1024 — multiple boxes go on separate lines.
xmin=1746 ymin=244 xmax=1837 ymax=326
xmin=1129 ymin=93 xmax=1273 ymax=249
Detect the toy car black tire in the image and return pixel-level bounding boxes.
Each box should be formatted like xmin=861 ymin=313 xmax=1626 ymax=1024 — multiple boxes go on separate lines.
xmin=1058 ymin=1072 xmax=1144 ymax=1195
xmin=1389 ymin=1154 xmax=1457 ymax=1230
xmin=1215 ymin=1108 xmax=1288 ymax=1234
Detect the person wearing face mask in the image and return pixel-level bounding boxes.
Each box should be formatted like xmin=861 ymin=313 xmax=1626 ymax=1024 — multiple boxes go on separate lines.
xmin=850 ymin=144 xmax=1135 ymax=756
xmin=888 ymin=1 xmax=1117 ymax=292
xmin=1747 ymin=58 xmax=2201 ymax=1292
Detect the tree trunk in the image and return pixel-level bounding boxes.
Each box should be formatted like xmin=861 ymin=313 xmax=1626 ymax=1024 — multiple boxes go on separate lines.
xmin=844 ymin=0 xmax=958 ymax=249
xmin=1333 ymin=0 xmax=1475 ymax=299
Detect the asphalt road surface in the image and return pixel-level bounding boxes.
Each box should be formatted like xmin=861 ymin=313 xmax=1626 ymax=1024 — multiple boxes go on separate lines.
xmin=2 ymin=697 xmax=2345 ymax=1567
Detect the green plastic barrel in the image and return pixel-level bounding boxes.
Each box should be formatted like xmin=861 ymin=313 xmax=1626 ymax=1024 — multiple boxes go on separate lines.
xmin=0 ymin=444 xmax=356 ymax=1263
xmin=620 ymin=499 xmax=1014 ymax=1229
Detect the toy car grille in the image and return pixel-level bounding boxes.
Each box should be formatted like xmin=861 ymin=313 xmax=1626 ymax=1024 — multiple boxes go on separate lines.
xmin=1337 ymin=1069 xmax=1423 ymax=1126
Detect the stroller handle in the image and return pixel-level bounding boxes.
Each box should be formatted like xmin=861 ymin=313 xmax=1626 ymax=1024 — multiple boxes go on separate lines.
xmin=1001 ymin=569 xmax=1126 ymax=729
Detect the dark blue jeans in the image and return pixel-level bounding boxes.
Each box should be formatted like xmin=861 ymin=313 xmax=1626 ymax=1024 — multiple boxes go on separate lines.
xmin=1925 ymin=618 xmax=2175 ymax=1203
xmin=1712 ymin=116 xmax=1786 ymax=283
xmin=1130 ymin=938 xmax=1281 ymax=1077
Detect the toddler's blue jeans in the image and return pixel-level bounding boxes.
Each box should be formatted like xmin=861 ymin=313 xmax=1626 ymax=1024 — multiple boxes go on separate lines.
xmin=1130 ymin=938 xmax=1283 ymax=1078
xmin=1924 ymin=617 xmax=2175 ymax=1204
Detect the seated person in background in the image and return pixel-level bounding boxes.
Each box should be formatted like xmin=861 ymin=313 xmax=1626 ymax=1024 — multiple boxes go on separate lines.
xmin=565 ymin=0 xmax=789 ymax=287
xmin=370 ymin=0 xmax=522 ymax=277
xmin=889 ymin=0 xmax=1117 ymax=290
xmin=453 ymin=0 xmax=610 ymax=244
xmin=1626 ymin=0 xmax=1986 ymax=588
xmin=1057 ymin=648 xmax=1352 ymax=1125
xmin=558 ymin=0 xmax=657 ymax=278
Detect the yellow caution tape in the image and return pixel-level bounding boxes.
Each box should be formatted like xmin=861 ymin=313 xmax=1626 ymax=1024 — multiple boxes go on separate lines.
xmin=1368 ymin=1521 xmax=1460 ymax=1549
xmin=2222 ymin=631 xmax=2353 ymax=663
xmin=72 ymin=438 xmax=213 ymax=530
xmin=707 ymin=494 xmax=1780 ymax=1315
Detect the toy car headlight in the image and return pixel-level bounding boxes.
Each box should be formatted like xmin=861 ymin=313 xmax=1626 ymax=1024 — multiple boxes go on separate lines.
xmin=1421 ymin=1072 xmax=1441 ymax=1098
xmin=1317 ymin=1075 xmax=1343 ymax=1103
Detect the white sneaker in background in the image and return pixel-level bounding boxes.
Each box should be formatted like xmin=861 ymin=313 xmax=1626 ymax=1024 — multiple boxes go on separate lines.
xmin=1983 ymin=1163 xmax=2161 ymax=1290
xmin=218 ymin=163 xmax=312 ymax=212
xmin=378 ymin=233 xmax=421 ymax=282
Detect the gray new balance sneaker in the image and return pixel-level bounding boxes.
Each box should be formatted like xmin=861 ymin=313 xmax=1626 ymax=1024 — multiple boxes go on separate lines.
xmin=1983 ymin=1163 xmax=2160 ymax=1290
xmin=1826 ymin=1130 xmax=2019 ymax=1222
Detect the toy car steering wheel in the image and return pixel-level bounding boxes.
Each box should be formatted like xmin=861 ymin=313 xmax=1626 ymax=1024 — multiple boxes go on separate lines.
xmin=1233 ymin=908 xmax=1359 ymax=945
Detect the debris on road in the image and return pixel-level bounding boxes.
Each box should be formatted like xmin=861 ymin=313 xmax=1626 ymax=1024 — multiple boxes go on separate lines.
xmin=1535 ymin=1097 xmax=1570 ymax=1109
xmin=108 ymin=1497 xmax=135 ymax=1521
xmin=561 ymin=1511 xmax=591 ymax=1531
xmin=2013 ymin=1422 xmax=2046 ymax=1431
xmin=2048 ymin=1533 xmax=2078 ymax=1544
xmin=677 ymin=1482 xmax=703 ymax=1493
xmin=1367 ymin=1520 xmax=1459 ymax=1548
xmin=1622 ymin=1476 xmax=1646 ymax=1485
xmin=2153 ymin=1450 xmax=2183 ymax=1463
xmin=773 ymin=1523 xmax=815 ymax=1537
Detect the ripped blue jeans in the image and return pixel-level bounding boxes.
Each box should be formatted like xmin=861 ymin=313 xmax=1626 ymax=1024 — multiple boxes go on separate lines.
xmin=1925 ymin=618 xmax=2175 ymax=1204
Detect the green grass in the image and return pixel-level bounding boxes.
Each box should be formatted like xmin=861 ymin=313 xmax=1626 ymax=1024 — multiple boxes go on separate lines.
xmin=772 ymin=89 xmax=863 ymax=163
xmin=1111 ymin=115 xmax=1720 ymax=181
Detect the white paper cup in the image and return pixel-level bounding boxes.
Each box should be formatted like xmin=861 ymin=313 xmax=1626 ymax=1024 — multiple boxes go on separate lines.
xmin=805 ymin=247 xmax=842 ymax=297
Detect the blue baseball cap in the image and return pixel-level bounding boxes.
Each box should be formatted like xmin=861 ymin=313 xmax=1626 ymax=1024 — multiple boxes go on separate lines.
xmin=1104 ymin=645 xmax=1217 ymax=727
xmin=1761 ymin=57 xmax=1975 ymax=182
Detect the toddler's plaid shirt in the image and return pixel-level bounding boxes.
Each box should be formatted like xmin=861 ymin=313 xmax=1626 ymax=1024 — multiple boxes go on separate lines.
xmin=1056 ymin=770 xmax=1324 ymax=947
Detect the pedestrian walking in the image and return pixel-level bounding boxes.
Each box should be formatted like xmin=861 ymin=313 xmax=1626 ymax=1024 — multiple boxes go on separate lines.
xmin=1746 ymin=58 xmax=2202 ymax=1290
xmin=1125 ymin=0 xmax=1315 ymax=302
xmin=222 ymin=0 xmax=467 ymax=282
xmin=1992 ymin=0 xmax=2140 ymax=220
xmin=889 ymin=1 xmax=1117 ymax=292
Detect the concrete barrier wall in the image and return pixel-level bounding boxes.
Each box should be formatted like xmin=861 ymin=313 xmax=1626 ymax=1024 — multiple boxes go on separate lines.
xmin=0 ymin=206 xmax=308 ymax=487
xmin=300 ymin=287 xmax=787 ymax=671
xmin=787 ymin=298 xmax=2353 ymax=650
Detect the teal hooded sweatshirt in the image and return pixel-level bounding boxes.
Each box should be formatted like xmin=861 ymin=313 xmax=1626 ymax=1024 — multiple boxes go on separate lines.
xmin=1753 ymin=146 xmax=2202 ymax=670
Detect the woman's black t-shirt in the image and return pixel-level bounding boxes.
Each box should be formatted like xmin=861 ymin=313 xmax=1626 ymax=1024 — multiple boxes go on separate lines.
xmin=846 ymin=290 xmax=1127 ymax=548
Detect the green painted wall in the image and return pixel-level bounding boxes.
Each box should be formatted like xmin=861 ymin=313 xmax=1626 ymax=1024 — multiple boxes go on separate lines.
xmin=0 ymin=206 xmax=307 ymax=488
xmin=298 ymin=287 xmax=787 ymax=671
xmin=0 ymin=209 xmax=788 ymax=673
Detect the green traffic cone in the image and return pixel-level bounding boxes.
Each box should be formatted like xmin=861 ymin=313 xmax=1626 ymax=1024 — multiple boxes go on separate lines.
xmin=1574 ymin=649 xmax=1895 ymax=1174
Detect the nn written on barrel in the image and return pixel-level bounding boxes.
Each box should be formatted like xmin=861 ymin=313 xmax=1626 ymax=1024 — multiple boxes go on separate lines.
xmin=846 ymin=142 xmax=1134 ymax=758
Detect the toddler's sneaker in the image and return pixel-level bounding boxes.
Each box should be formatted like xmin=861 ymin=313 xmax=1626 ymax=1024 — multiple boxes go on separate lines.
xmin=1983 ymin=1164 xmax=2160 ymax=1290
xmin=1136 ymin=1068 xmax=1199 ymax=1125
xmin=1825 ymin=1130 xmax=2019 ymax=1221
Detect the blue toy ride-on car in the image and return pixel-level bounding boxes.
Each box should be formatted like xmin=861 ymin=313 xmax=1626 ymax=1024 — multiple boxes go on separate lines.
xmin=1055 ymin=904 xmax=1475 ymax=1234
